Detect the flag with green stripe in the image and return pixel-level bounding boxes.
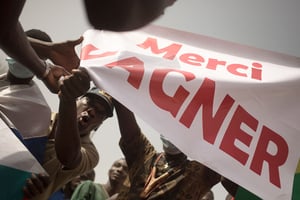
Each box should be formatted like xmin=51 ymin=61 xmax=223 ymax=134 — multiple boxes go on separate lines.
xmin=0 ymin=118 xmax=45 ymax=200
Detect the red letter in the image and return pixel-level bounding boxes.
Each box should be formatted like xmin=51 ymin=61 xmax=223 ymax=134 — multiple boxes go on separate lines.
xmin=180 ymin=78 xmax=235 ymax=144
xmin=206 ymin=58 xmax=226 ymax=70
xmin=251 ymin=62 xmax=263 ymax=80
xmin=149 ymin=69 xmax=195 ymax=117
xmin=179 ymin=53 xmax=205 ymax=66
xmin=137 ymin=37 xmax=182 ymax=60
xmin=250 ymin=126 xmax=288 ymax=188
xmin=227 ymin=64 xmax=248 ymax=78
xmin=80 ymin=44 xmax=117 ymax=60
xmin=220 ymin=105 xmax=257 ymax=165
xmin=105 ymin=57 xmax=144 ymax=89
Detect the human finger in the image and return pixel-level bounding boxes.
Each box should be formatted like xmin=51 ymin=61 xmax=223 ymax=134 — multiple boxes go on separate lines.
xmin=23 ymin=175 xmax=40 ymax=197
xmin=67 ymin=36 xmax=84 ymax=47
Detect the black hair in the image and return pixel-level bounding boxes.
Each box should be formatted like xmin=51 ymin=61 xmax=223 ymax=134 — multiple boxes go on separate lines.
xmin=25 ymin=29 xmax=52 ymax=42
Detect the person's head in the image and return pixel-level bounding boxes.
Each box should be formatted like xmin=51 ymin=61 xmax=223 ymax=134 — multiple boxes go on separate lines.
xmin=83 ymin=0 xmax=176 ymax=32
xmin=76 ymin=87 xmax=114 ymax=135
xmin=108 ymin=158 xmax=128 ymax=185
xmin=202 ymin=190 xmax=214 ymax=200
xmin=25 ymin=29 xmax=52 ymax=60
xmin=6 ymin=29 xmax=52 ymax=82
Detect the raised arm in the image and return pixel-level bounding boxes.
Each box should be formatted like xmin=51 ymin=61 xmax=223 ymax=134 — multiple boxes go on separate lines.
xmin=0 ymin=22 xmax=69 ymax=93
xmin=113 ymin=99 xmax=141 ymax=142
xmin=0 ymin=22 xmax=48 ymax=78
xmin=55 ymin=69 xmax=90 ymax=169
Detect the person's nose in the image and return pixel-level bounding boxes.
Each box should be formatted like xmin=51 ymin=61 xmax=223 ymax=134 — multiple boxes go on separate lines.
xmin=118 ymin=167 xmax=127 ymax=176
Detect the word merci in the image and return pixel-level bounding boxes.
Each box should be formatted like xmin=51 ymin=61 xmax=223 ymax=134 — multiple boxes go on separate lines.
xmin=137 ymin=37 xmax=263 ymax=81
xmin=81 ymin=38 xmax=287 ymax=188
xmin=81 ymin=37 xmax=263 ymax=81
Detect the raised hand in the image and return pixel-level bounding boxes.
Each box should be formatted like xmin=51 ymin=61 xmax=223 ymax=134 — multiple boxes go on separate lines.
xmin=29 ymin=36 xmax=83 ymax=73
xmin=58 ymin=68 xmax=91 ymax=101
xmin=47 ymin=37 xmax=83 ymax=72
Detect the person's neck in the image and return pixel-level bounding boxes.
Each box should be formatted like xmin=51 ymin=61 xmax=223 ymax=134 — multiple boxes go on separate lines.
xmin=102 ymin=180 xmax=123 ymax=197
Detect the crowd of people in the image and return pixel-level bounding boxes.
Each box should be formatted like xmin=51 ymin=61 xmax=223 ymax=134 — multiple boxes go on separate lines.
xmin=0 ymin=1 xmax=240 ymax=200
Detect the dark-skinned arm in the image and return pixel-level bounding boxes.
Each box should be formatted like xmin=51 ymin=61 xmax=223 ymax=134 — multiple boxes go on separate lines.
xmin=0 ymin=21 xmax=69 ymax=93
xmin=1 ymin=22 xmax=45 ymax=78
xmin=28 ymin=36 xmax=83 ymax=73
xmin=55 ymin=69 xmax=90 ymax=169
xmin=113 ymin=99 xmax=141 ymax=143
xmin=0 ymin=1 xmax=70 ymax=93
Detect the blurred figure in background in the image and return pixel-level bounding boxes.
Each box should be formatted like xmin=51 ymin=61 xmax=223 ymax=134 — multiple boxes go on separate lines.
xmin=71 ymin=158 xmax=128 ymax=200
xmin=48 ymin=169 xmax=95 ymax=200
xmin=64 ymin=169 xmax=96 ymax=199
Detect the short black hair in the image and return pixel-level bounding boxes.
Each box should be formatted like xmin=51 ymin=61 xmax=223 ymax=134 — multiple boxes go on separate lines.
xmin=25 ymin=29 xmax=52 ymax=42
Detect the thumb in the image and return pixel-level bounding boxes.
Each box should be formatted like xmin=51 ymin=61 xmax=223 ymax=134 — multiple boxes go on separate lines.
xmin=68 ymin=36 xmax=84 ymax=47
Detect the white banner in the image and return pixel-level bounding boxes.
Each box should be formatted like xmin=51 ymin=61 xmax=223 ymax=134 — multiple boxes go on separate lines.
xmin=80 ymin=25 xmax=300 ymax=200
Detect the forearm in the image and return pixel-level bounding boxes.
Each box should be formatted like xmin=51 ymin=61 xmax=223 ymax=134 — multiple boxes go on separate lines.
xmin=55 ymin=99 xmax=82 ymax=168
xmin=113 ymin=99 xmax=141 ymax=141
xmin=0 ymin=22 xmax=46 ymax=78
xmin=0 ymin=1 xmax=25 ymax=35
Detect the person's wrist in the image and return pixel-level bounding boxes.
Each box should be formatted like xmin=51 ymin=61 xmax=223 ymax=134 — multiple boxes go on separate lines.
xmin=37 ymin=61 xmax=52 ymax=80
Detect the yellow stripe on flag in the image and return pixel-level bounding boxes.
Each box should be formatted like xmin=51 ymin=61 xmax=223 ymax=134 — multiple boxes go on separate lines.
xmin=296 ymin=160 xmax=300 ymax=174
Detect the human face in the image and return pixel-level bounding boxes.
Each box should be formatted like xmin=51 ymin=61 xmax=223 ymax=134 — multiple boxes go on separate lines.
xmin=84 ymin=0 xmax=177 ymax=31
xmin=76 ymin=96 xmax=108 ymax=135
xmin=108 ymin=159 xmax=128 ymax=184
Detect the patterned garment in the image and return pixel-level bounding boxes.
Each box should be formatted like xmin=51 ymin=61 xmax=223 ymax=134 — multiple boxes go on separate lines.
xmin=117 ymin=132 xmax=221 ymax=200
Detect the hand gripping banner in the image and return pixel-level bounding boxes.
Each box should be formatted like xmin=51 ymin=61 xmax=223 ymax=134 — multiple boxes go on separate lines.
xmin=80 ymin=25 xmax=300 ymax=200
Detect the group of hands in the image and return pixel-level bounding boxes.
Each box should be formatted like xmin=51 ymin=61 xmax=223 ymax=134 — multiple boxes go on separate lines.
xmin=38 ymin=36 xmax=91 ymax=102
xmin=23 ymin=36 xmax=91 ymax=198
